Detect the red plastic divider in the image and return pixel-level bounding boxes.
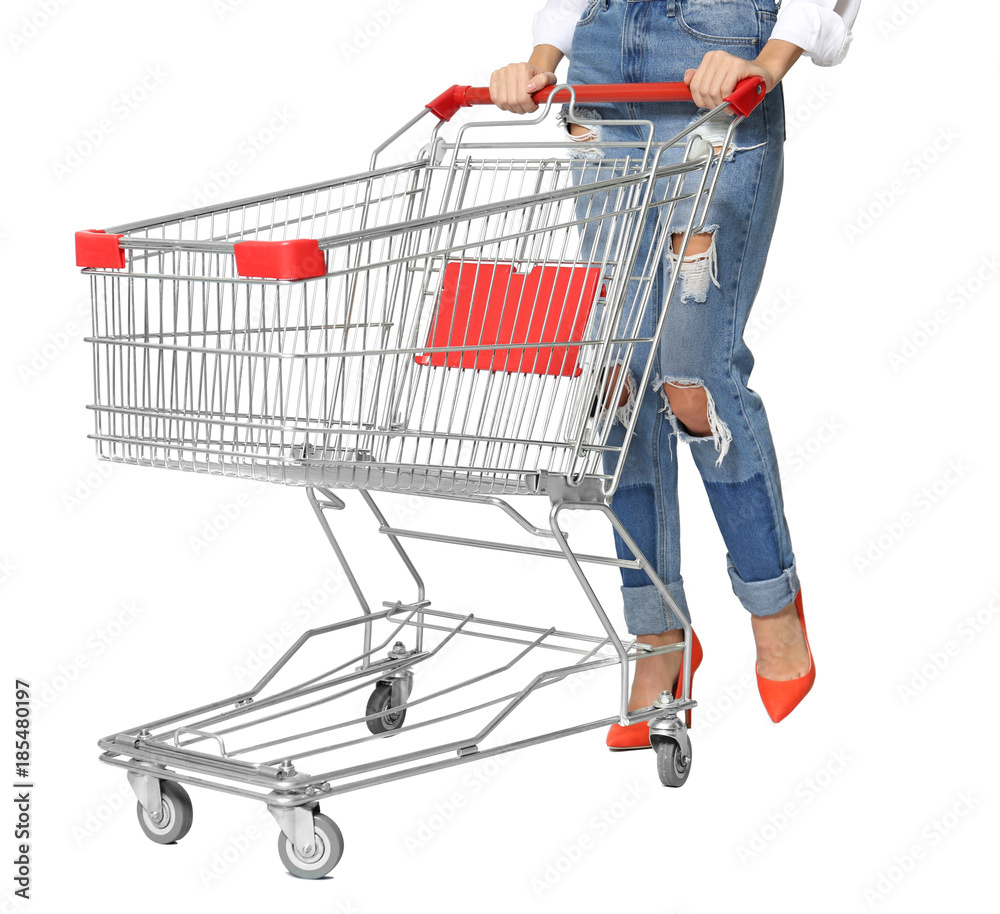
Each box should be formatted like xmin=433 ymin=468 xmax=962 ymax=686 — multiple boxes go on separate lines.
xmin=416 ymin=261 xmax=604 ymax=377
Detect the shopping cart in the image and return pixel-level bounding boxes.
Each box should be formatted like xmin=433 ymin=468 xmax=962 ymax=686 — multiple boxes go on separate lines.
xmin=77 ymin=76 xmax=766 ymax=878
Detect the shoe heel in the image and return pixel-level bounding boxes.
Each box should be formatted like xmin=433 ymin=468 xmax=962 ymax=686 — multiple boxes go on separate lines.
xmin=606 ymin=629 xmax=703 ymax=750
xmin=675 ymin=630 xmax=702 ymax=728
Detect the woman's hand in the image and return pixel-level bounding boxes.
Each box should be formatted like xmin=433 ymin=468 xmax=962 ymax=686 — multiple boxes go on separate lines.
xmin=683 ymin=40 xmax=803 ymax=109
xmin=489 ymin=62 xmax=558 ymax=113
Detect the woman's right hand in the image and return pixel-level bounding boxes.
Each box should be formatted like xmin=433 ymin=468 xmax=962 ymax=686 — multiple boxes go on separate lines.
xmin=489 ymin=62 xmax=558 ymax=114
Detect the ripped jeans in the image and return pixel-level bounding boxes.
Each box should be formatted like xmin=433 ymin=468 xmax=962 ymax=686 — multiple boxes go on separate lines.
xmin=567 ymin=0 xmax=799 ymax=634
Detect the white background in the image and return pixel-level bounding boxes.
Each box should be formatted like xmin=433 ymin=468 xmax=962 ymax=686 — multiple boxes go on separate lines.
xmin=2 ymin=0 xmax=998 ymax=912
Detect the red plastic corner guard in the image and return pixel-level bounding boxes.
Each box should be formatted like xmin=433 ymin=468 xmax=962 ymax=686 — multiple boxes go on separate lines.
xmin=722 ymin=76 xmax=766 ymax=118
xmin=75 ymin=229 xmax=126 ymax=269
xmin=425 ymin=85 xmax=472 ymax=122
xmin=233 ymin=239 xmax=327 ymax=280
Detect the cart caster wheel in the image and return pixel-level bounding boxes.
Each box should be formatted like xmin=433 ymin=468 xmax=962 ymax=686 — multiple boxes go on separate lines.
xmin=654 ymin=738 xmax=692 ymax=788
xmin=135 ymin=780 xmax=194 ymax=844
xmin=277 ymin=814 xmax=344 ymax=879
xmin=366 ymin=682 xmax=406 ymax=734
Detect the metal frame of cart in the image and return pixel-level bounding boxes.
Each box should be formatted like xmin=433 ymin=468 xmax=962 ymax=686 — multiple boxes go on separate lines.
xmin=79 ymin=77 xmax=767 ymax=878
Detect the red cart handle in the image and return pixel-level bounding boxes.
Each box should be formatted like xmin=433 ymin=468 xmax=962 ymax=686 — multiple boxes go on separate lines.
xmin=426 ymin=76 xmax=765 ymax=122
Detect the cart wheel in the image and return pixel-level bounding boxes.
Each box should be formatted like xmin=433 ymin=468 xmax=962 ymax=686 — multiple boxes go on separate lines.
xmin=365 ymin=682 xmax=406 ymax=734
xmin=277 ymin=814 xmax=344 ymax=879
xmin=654 ymin=738 xmax=692 ymax=788
xmin=135 ymin=780 xmax=194 ymax=844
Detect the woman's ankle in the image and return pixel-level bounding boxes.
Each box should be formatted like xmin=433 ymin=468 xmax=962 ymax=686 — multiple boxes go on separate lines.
xmin=637 ymin=628 xmax=685 ymax=648
xmin=751 ymin=603 xmax=810 ymax=678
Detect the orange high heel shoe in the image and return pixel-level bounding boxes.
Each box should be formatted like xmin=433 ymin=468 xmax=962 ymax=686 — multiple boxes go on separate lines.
xmin=756 ymin=589 xmax=815 ymax=723
xmin=606 ymin=630 xmax=703 ymax=750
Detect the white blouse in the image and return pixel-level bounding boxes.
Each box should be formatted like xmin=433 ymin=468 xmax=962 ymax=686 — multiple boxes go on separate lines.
xmin=532 ymin=0 xmax=861 ymax=67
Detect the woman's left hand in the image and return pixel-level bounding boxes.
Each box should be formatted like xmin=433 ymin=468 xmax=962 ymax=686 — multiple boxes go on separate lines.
xmin=683 ymin=49 xmax=777 ymax=109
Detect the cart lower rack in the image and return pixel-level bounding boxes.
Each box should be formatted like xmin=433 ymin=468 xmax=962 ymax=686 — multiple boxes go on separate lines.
xmin=81 ymin=77 xmax=766 ymax=878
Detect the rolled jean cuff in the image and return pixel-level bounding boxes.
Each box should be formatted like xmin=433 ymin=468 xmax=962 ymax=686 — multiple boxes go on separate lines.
xmin=726 ymin=556 xmax=800 ymax=617
xmin=621 ymin=578 xmax=690 ymax=636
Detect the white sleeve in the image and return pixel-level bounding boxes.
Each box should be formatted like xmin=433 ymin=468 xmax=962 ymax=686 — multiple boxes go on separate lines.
xmin=770 ymin=0 xmax=861 ymax=67
xmin=532 ymin=0 xmax=590 ymax=57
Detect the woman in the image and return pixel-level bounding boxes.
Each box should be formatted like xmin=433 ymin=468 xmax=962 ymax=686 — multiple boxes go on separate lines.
xmin=490 ymin=0 xmax=859 ymax=745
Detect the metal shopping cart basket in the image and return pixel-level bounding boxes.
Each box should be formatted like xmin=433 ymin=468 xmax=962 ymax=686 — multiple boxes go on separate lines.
xmin=77 ymin=77 xmax=766 ymax=878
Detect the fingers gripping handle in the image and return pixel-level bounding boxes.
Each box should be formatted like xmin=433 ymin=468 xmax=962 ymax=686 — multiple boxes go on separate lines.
xmin=425 ymin=77 xmax=766 ymax=121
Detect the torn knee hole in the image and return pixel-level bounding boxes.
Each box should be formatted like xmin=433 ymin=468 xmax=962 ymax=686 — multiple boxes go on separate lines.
xmin=595 ymin=364 xmax=631 ymax=412
xmin=590 ymin=362 xmax=637 ymax=427
xmin=689 ymin=136 xmax=730 ymax=162
xmin=615 ymin=369 xmax=638 ymax=426
xmin=568 ymin=122 xmax=595 ymax=140
xmin=557 ymin=108 xmax=602 ymax=155
xmin=663 ymin=382 xmax=711 ymax=437
xmin=668 ymin=229 xmax=720 ymax=304
xmin=601 ymin=362 xmax=638 ymax=425
xmin=671 ymin=229 xmax=714 ymax=256
xmin=655 ymin=378 xmax=733 ymax=466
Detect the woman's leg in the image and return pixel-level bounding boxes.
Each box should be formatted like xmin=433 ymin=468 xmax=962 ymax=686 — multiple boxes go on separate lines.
xmin=655 ymin=87 xmax=809 ymax=679
xmin=562 ymin=118 xmax=700 ymax=708
xmin=561 ymin=0 xmax=809 ymax=707
xmin=566 ymin=0 xmax=808 ymax=700
xmin=560 ymin=95 xmax=694 ymax=666
xmin=593 ymin=159 xmax=713 ymax=705
xmin=604 ymin=341 xmax=689 ymax=707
